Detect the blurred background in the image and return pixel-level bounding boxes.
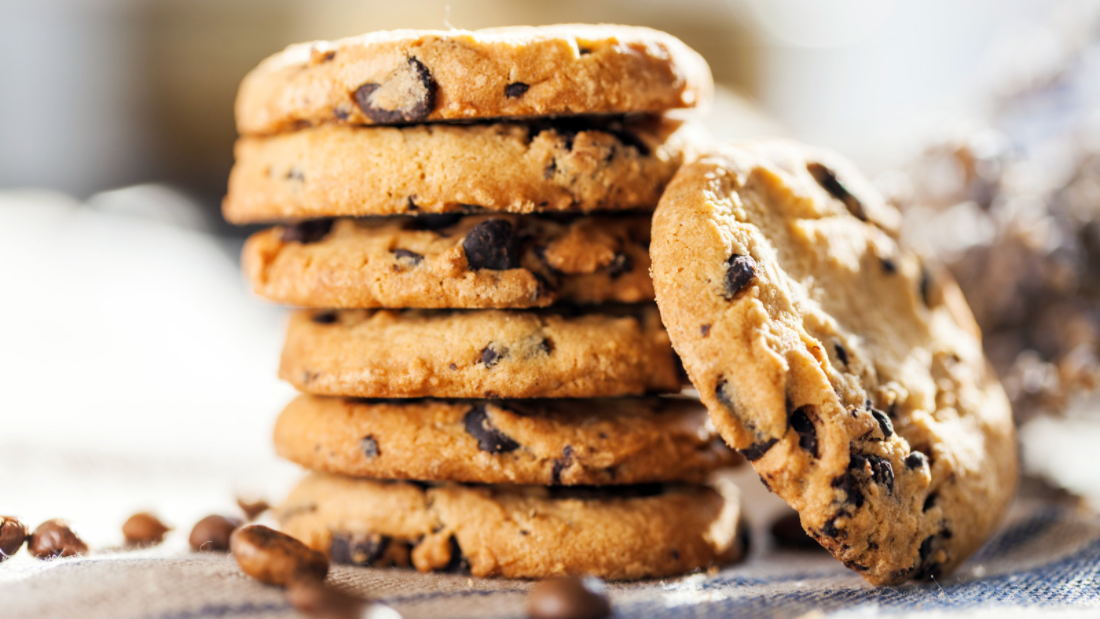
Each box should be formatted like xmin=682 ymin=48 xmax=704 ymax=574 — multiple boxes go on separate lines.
xmin=2 ymin=0 xmax=1099 ymax=547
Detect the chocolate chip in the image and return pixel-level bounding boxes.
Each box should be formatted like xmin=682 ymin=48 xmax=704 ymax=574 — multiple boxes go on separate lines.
xmin=407 ymin=196 xmax=419 ymax=211
xmin=441 ymin=535 xmax=470 ymax=573
xmin=770 ymin=512 xmax=822 ymax=550
xmin=464 ymin=405 xmax=520 ymax=453
xmin=831 ymin=470 xmax=865 ymax=509
xmin=505 ymin=82 xmax=530 ymax=98
xmin=871 ymin=409 xmax=895 ymax=438
xmin=361 ymin=435 xmax=380 ymax=458
xmin=28 ymin=519 xmax=88 ymax=559
xmin=122 ymin=512 xmax=170 ymax=547
xmin=881 ymin=257 xmax=898 ymax=274
xmin=923 ymin=492 xmax=937 ymax=512
xmin=835 ymin=341 xmax=849 ymax=366
xmin=807 ymin=162 xmax=867 ymax=221
xmin=913 ymin=535 xmax=941 ymax=580
xmin=408 ymin=213 xmax=463 ymax=231
xmin=716 ymin=379 xmax=777 ymax=460
xmin=333 ymin=106 xmax=350 ymax=120
xmin=528 ymin=576 xmax=611 ymax=619
xmin=285 ymin=167 xmax=304 ymax=182
xmin=607 ymin=253 xmax=632 ymax=278
xmin=230 ymin=524 xmax=328 ymax=586
xmin=701 ymin=324 xmax=711 ymax=337
xmin=538 ymin=338 xmax=554 ymax=355
xmin=0 ymin=516 xmax=28 ymax=561
xmin=919 ymin=266 xmax=934 ymax=306
xmin=311 ymin=311 xmax=338 ymax=325
xmin=550 ymin=445 xmax=575 ymax=485
xmin=905 ymin=451 xmax=929 ymax=469
xmin=789 ymin=406 xmax=818 ymax=458
xmin=237 ymin=497 xmax=270 ymax=521
xmin=868 ymin=454 xmax=895 ymax=490
xmin=578 ymin=47 xmax=593 ymax=55
xmin=821 ymin=511 xmax=848 ymax=539
xmin=724 ymin=254 xmax=758 ymax=298
xmin=353 ymin=57 xmax=437 ymax=124
xmin=480 ymin=344 xmax=504 ymax=367
xmin=544 ymin=160 xmax=557 ymax=179
xmin=330 ymin=532 xmax=391 ymax=566
xmin=189 ymin=515 xmax=242 ymax=552
xmin=391 ymin=248 xmax=423 ymax=264
xmin=282 ymin=219 xmax=334 ymax=244
xmin=463 ymin=219 xmax=519 ymax=270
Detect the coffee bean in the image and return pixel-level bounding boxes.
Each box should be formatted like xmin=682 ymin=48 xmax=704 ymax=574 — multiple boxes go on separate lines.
xmin=189 ymin=515 xmax=242 ymax=552
xmin=770 ymin=512 xmax=822 ymax=550
xmin=238 ymin=498 xmax=271 ymax=521
xmin=464 ymin=405 xmax=521 ymax=453
xmin=361 ymin=435 xmax=381 ymax=458
xmin=463 ymin=219 xmax=519 ymax=270
xmin=28 ymin=519 xmax=88 ymax=559
xmin=230 ymin=525 xmax=329 ymax=586
xmin=123 ymin=512 xmax=171 ymax=547
xmin=504 ymin=82 xmax=530 ymax=98
xmin=905 ymin=451 xmax=929 ymax=470
xmin=724 ymin=254 xmax=757 ymax=298
xmin=789 ymin=406 xmax=818 ymax=458
xmin=286 ymin=577 xmax=366 ymax=619
xmin=0 ymin=516 xmax=28 ymax=561
xmin=282 ymin=219 xmax=334 ymax=244
xmin=330 ymin=532 xmax=391 ymax=567
xmin=807 ymin=162 xmax=867 ymax=221
xmin=354 ymin=57 xmax=437 ymax=124
xmin=391 ymin=248 xmax=423 ymax=265
xmin=871 ymin=409 xmax=895 ymax=438
xmin=606 ymin=253 xmax=633 ymax=278
xmin=834 ymin=341 xmax=849 ymax=366
xmin=528 ymin=576 xmax=612 ymax=619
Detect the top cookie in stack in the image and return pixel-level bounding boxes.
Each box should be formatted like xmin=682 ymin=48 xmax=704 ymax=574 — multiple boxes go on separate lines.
xmin=224 ymin=25 xmax=746 ymax=581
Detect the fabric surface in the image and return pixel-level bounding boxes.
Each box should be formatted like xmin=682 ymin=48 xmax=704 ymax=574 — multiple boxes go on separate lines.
xmin=3 ymin=494 xmax=1098 ymax=619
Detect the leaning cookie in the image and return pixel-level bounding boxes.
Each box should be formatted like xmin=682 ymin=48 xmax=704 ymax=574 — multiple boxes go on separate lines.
xmin=277 ymin=472 xmax=746 ymax=580
xmin=274 ymin=395 xmax=738 ymax=486
xmin=236 ymin=25 xmax=712 ymax=135
xmin=225 ymin=116 xmax=694 ymax=222
xmin=280 ymin=306 xmax=682 ymax=399
xmin=243 ymin=214 xmax=653 ymax=309
xmin=649 ymin=140 xmax=1017 ymax=585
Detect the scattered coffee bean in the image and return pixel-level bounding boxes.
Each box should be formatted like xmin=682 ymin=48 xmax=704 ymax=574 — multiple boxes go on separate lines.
xmin=238 ymin=497 xmax=271 ymax=521
xmin=285 ymin=576 xmax=367 ymax=619
xmin=0 ymin=516 xmax=28 ymax=561
xmin=528 ymin=576 xmax=612 ymax=619
xmin=463 ymin=219 xmax=519 ymax=270
xmin=504 ymin=82 xmax=530 ymax=98
xmin=230 ymin=525 xmax=329 ymax=586
xmin=354 ymin=57 xmax=437 ymax=124
xmin=464 ymin=405 xmax=521 ymax=453
xmin=28 ymin=519 xmax=88 ymax=559
xmin=724 ymin=254 xmax=758 ymax=298
xmin=190 ymin=515 xmax=242 ymax=551
xmin=770 ymin=512 xmax=823 ymax=551
xmin=807 ymin=162 xmax=867 ymax=221
xmin=123 ymin=512 xmax=171 ymax=547
xmin=788 ymin=406 xmax=818 ymax=458
xmin=283 ymin=219 xmax=334 ymax=244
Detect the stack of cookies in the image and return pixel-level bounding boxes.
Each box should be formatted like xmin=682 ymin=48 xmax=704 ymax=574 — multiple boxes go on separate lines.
xmin=224 ymin=25 xmax=747 ymax=580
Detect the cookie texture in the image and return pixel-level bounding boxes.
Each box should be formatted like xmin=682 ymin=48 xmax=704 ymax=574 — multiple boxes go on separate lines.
xmin=235 ymin=25 xmax=712 ymax=135
xmin=280 ymin=306 xmax=682 ymax=399
xmin=650 ymin=140 xmax=1017 ymax=585
xmin=225 ymin=116 xmax=693 ymax=223
xmin=243 ymin=214 xmax=654 ymax=309
xmin=274 ymin=394 xmax=738 ymax=485
xmin=277 ymin=472 xmax=746 ymax=580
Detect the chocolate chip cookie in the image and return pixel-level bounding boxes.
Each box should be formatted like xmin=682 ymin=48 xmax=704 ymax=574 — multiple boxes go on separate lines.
xmin=281 ymin=306 xmax=682 ymax=399
xmin=235 ymin=25 xmax=712 ymax=135
xmin=225 ymin=116 xmax=694 ymax=223
xmin=277 ymin=471 xmax=746 ymax=580
xmin=274 ymin=394 xmax=738 ymax=485
xmin=649 ymin=140 xmax=1018 ymax=585
xmin=243 ymin=214 xmax=653 ymax=309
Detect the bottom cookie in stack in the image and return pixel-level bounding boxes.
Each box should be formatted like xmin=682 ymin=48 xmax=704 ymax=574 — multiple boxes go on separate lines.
xmin=273 ymin=396 xmax=748 ymax=580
